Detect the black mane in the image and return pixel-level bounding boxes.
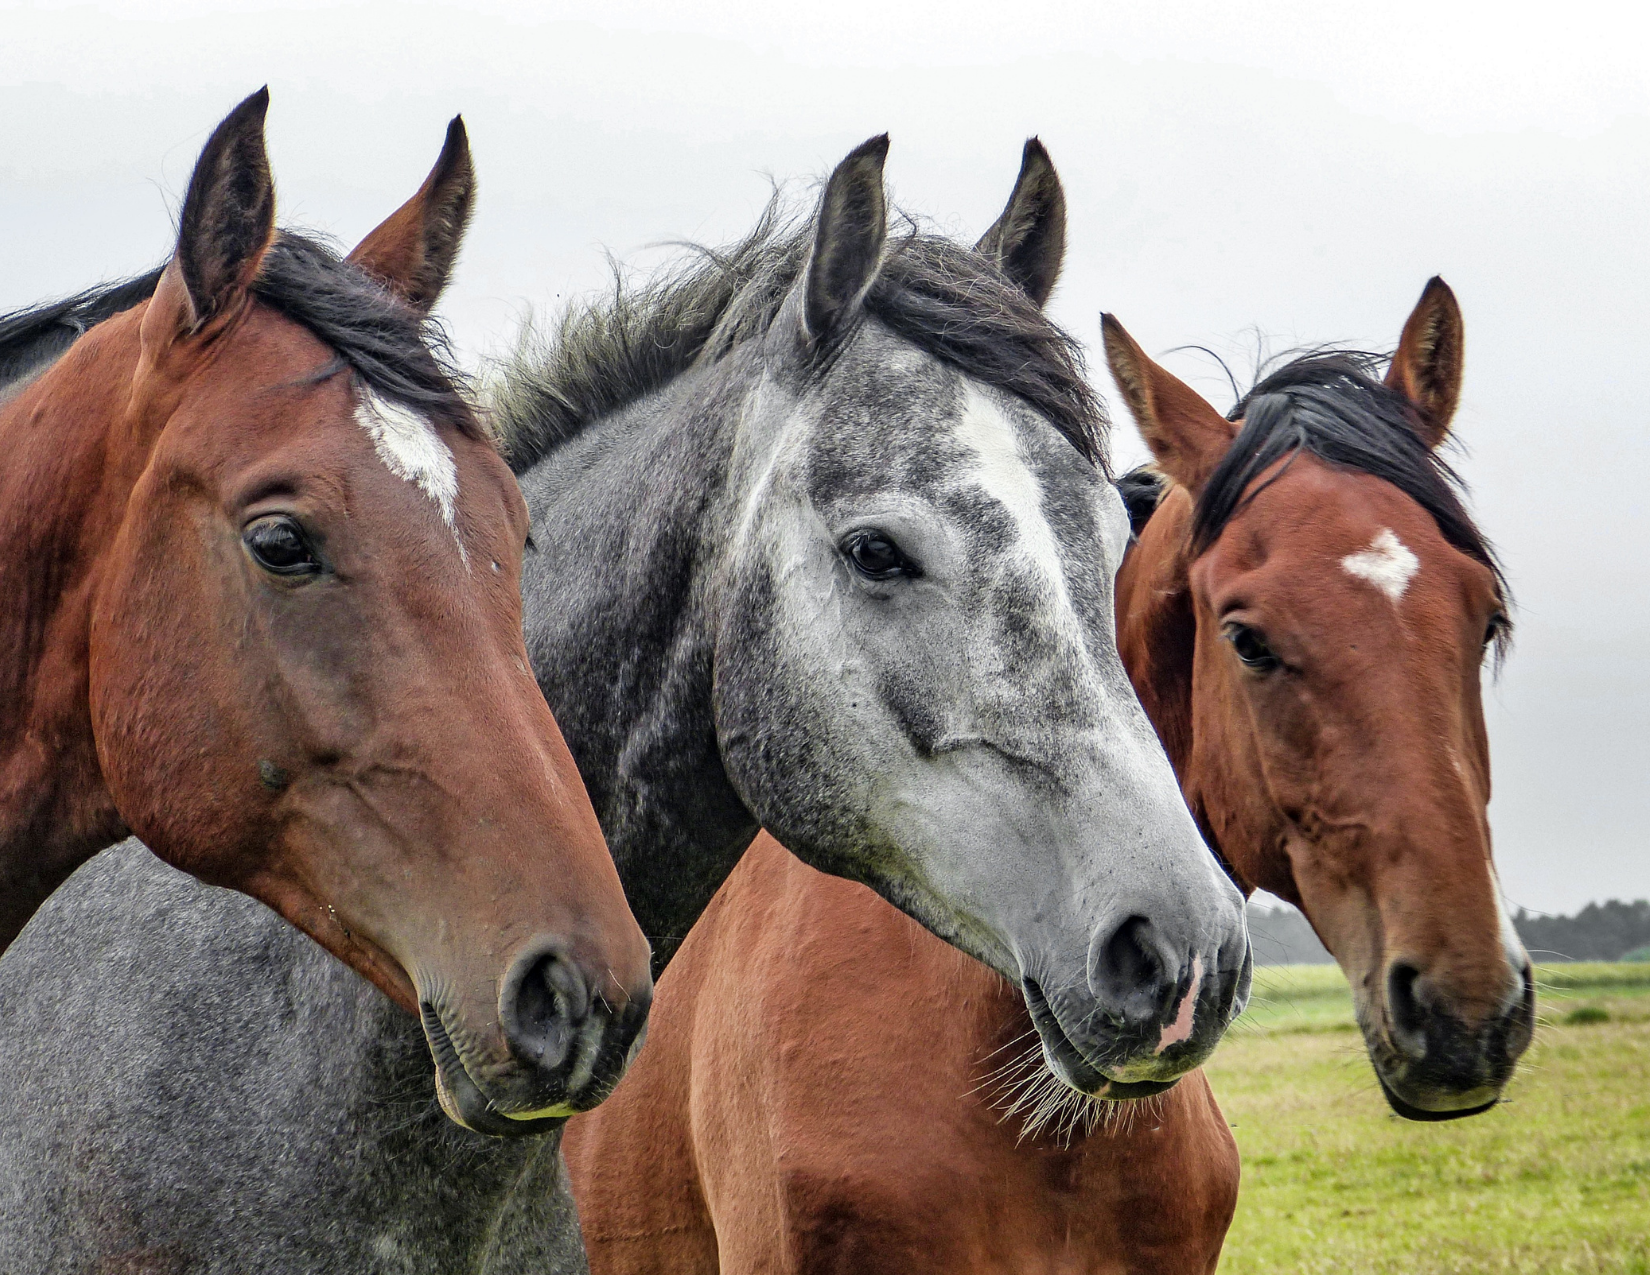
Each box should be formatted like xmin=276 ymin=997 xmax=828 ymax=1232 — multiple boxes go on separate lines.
xmin=492 ymin=201 xmax=1106 ymax=474
xmin=1116 ymin=465 xmax=1168 ymax=538
xmin=1193 ymin=350 xmax=1510 ymax=656
xmin=0 ymin=233 xmax=476 ymax=435
xmin=0 ymin=268 xmax=165 ymax=391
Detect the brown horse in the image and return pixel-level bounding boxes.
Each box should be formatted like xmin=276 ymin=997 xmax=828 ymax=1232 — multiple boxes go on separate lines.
xmin=563 ymin=277 xmax=1533 ymax=1270
xmin=565 ymin=831 xmax=1241 ymax=1274
xmin=0 ymin=91 xmax=650 ymax=1135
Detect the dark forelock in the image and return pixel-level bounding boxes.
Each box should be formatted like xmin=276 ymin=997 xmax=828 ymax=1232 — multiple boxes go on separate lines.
xmin=1193 ymin=350 xmax=1511 ymax=659
xmin=0 ymin=232 xmax=477 ymax=436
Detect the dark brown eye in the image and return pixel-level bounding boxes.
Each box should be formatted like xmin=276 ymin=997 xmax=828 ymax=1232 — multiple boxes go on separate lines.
xmin=844 ymin=530 xmax=919 ymax=581
xmin=1223 ymin=622 xmax=1281 ymax=673
xmin=1484 ymin=611 xmax=1508 ymax=648
xmin=244 ymin=516 xmax=320 ymax=577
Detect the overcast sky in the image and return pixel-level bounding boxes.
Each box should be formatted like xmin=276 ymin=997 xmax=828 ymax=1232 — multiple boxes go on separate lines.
xmin=4 ymin=0 xmax=1645 ymax=914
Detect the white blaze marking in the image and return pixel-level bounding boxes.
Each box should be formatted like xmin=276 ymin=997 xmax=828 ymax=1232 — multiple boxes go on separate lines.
xmin=1341 ymin=528 xmax=1418 ymax=603
xmin=355 ymin=390 xmax=464 ymax=559
xmin=951 ymin=385 xmax=1079 ymax=618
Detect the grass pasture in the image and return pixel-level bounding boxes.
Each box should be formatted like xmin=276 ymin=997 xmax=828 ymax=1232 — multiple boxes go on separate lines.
xmin=1207 ymin=963 xmax=1650 ymax=1273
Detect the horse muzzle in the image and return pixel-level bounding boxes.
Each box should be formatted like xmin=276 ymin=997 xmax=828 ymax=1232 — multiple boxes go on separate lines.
xmin=1022 ymin=927 xmax=1252 ymax=1099
xmin=1365 ymin=957 xmax=1535 ymax=1121
xmin=419 ymin=941 xmax=652 ymax=1138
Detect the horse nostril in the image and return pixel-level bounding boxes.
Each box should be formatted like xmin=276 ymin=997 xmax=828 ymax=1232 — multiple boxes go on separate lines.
xmin=540 ymin=952 xmax=592 ymax=1023
xmin=1221 ymin=930 xmax=1255 ymax=1019
xmin=1501 ymin=962 xmax=1538 ymax=1060
xmin=1089 ymin=915 xmax=1172 ymax=1023
xmin=1386 ymin=961 xmax=1429 ymax=1061
xmin=504 ymin=947 xmax=592 ymax=1071
xmin=1108 ymin=918 xmax=1160 ymax=985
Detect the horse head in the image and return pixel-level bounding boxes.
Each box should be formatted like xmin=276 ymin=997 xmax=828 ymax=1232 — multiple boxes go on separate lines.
xmin=712 ymin=139 xmax=1252 ymax=1096
xmin=39 ymin=93 xmax=652 ymax=1133
xmin=1108 ymin=283 xmax=1533 ymax=1118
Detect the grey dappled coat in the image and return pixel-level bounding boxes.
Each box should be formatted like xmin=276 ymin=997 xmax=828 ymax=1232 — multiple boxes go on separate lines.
xmin=0 ymin=843 xmax=584 ymax=1274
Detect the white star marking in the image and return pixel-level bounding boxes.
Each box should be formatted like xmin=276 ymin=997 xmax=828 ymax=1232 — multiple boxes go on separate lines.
xmin=1341 ymin=528 xmax=1418 ymax=603
xmin=355 ymin=389 xmax=465 ymax=560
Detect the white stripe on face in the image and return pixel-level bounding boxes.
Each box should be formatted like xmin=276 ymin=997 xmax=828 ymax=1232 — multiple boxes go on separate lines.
xmin=1342 ymin=527 xmax=1419 ymax=602
xmin=356 ymin=389 xmax=464 ymax=556
xmin=950 ymin=384 xmax=1079 ymax=614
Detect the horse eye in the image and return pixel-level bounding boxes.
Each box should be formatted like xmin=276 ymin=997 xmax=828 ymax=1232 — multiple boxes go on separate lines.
xmin=1223 ymin=622 xmax=1281 ymax=673
xmin=244 ymin=516 xmax=320 ymax=577
xmin=844 ymin=530 xmax=919 ymax=581
xmin=1484 ymin=611 xmax=1508 ymax=648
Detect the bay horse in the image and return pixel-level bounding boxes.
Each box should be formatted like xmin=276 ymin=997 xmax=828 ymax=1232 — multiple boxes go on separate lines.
xmin=0 ymin=91 xmax=651 ymax=1135
xmin=0 ymin=139 xmax=1247 ymax=1271
xmin=560 ymin=273 xmax=1535 ymax=1272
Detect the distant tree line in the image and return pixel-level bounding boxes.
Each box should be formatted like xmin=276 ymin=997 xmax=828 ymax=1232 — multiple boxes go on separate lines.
xmin=1245 ymin=903 xmax=1333 ymax=965
xmin=1513 ymin=900 xmax=1650 ymax=962
xmin=1246 ymin=899 xmax=1650 ymax=966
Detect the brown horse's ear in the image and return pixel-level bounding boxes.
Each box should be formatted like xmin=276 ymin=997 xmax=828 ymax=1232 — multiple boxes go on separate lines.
xmin=1102 ymin=313 xmax=1238 ymax=496
xmin=1386 ymin=276 xmax=1464 ymax=449
xmin=348 ymin=116 xmax=476 ymax=315
xmin=975 ymin=138 xmax=1066 ymax=308
xmin=801 ymin=134 xmax=889 ymax=347
xmin=172 ymin=88 xmax=277 ymax=330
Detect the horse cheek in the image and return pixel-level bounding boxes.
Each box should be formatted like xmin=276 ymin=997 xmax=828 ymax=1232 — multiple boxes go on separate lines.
xmin=88 ymin=493 xmax=263 ymax=885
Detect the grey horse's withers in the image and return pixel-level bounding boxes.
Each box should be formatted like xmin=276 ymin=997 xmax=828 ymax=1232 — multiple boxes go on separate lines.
xmin=0 ymin=137 xmax=1247 ymax=1271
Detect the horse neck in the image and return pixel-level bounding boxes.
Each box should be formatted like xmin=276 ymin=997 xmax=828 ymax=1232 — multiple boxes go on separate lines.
xmin=0 ymin=307 xmax=154 ymax=934
xmin=1114 ymin=486 xmax=1257 ymax=890
xmin=0 ymin=308 xmax=158 ymax=722
xmin=1115 ymin=486 xmax=1199 ymax=781
xmin=517 ymin=359 xmax=765 ymax=970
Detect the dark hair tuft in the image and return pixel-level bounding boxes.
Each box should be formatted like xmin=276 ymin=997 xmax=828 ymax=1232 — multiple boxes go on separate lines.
xmin=1194 ymin=350 xmax=1511 ymax=661
xmin=0 ymin=232 xmax=477 ymax=437
xmin=490 ymin=200 xmax=1107 ymax=474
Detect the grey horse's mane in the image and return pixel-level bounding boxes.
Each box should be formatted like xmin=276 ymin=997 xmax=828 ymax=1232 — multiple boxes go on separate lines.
xmin=491 ymin=197 xmax=1108 ymax=474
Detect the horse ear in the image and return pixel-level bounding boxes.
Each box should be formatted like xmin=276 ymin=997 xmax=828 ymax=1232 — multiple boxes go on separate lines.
xmin=1102 ymin=313 xmax=1237 ymax=496
xmin=1386 ymin=276 xmax=1464 ymax=449
xmin=348 ymin=116 xmax=476 ymax=315
xmin=801 ymin=134 xmax=890 ymax=346
xmin=172 ymin=88 xmax=276 ymax=329
xmin=975 ymin=138 xmax=1066 ymax=307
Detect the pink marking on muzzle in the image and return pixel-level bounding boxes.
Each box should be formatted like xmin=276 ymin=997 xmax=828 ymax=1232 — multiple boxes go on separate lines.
xmin=1155 ymin=956 xmax=1203 ymax=1054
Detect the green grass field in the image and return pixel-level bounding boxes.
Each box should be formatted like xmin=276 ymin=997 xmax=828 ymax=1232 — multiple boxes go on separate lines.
xmin=1206 ymin=963 xmax=1650 ymax=1273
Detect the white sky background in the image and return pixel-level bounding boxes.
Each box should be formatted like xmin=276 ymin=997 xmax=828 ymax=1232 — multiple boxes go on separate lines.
xmin=4 ymin=0 xmax=1646 ymax=915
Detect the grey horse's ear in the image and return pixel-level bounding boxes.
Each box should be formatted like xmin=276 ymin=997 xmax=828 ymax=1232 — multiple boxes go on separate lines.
xmin=976 ymin=138 xmax=1066 ymax=308
xmin=802 ymin=134 xmax=890 ymax=346
xmin=348 ymin=116 xmax=476 ymax=315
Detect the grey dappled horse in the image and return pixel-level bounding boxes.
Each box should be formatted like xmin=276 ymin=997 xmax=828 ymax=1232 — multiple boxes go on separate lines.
xmin=0 ymin=139 xmax=1249 ymax=1271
